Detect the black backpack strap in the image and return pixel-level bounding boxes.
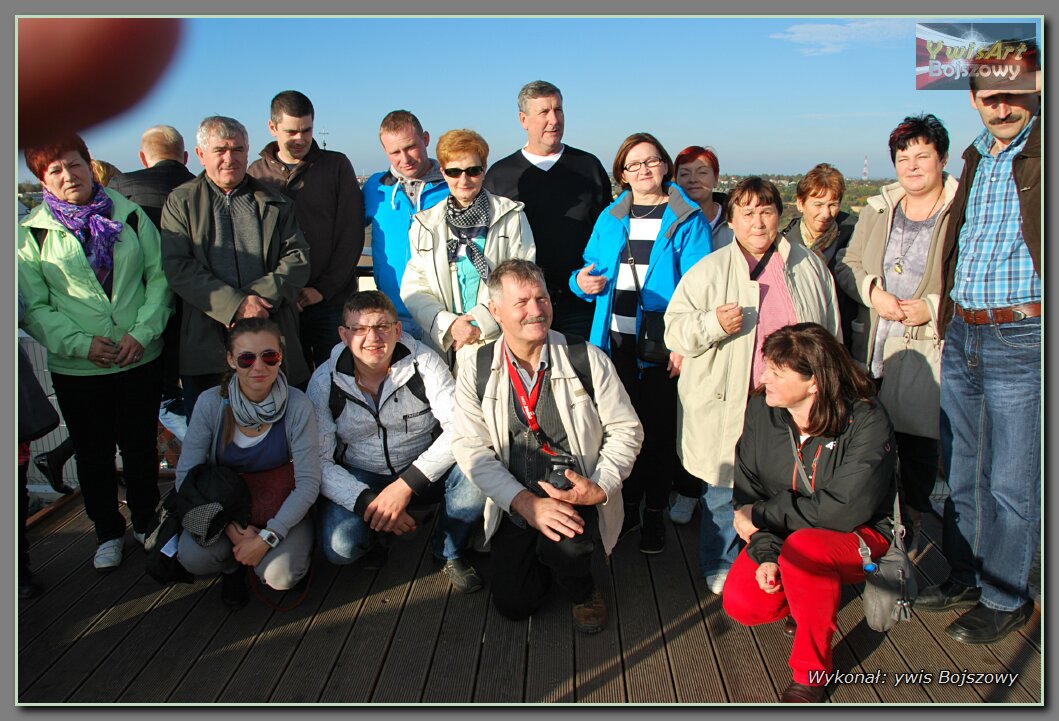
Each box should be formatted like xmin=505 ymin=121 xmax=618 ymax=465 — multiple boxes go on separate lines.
xmin=404 ymin=360 xmax=430 ymax=408
xmin=124 ymin=210 xmax=139 ymax=236
xmin=475 ymin=341 xmax=498 ymax=402
xmin=561 ymin=334 xmax=596 ymax=404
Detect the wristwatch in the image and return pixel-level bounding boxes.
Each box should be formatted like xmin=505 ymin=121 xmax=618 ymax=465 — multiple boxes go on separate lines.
xmin=258 ymin=528 xmax=280 ymax=548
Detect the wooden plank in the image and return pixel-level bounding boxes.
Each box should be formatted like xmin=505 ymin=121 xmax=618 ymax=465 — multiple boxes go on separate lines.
xmin=472 ymin=602 xmax=527 ymax=702
xmin=673 ymin=522 xmax=771 ymax=703
xmin=525 ymin=566 xmax=575 ymax=703
xmin=20 ymin=515 xmax=99 ymax=621
xmin=18 ymin=543 xmax=103 ymax=649
xmin=420 ymin=556 xmax=490 ymax=703
xmin=318 ymin=526 xmax=431 ymax=702
xmin=825 ymin=587 xmax=883 ymax=703
xmin=372 ymin=553 xmax=451 ymax=702
xmin=66 ymin=577 xmax=211 ymax=702
xmin=650 ymin=519 xmax=726 ymax=703
xmin=609 ymin=537 xmax=672 ymax=702
xmin=18 ymin=545 xmax=147 ymax=697
xmin=117 ymin=579 xmax=229 ymax=703
xmin=574 ymin=550 xmax=625 ymax=703
xmin=219 ymin=560 xmax=342 ymax=702
xmin=166 ymin=575 xmax=277 ymax=703
xmin=269 ymin=564 xmax=374 ymax=703
xmin=834 ymin=587 xmax=932 ymax=703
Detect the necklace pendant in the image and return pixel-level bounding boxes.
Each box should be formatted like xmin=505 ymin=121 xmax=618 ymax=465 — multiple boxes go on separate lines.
xmin=893 ymin=261 xmax=903 ymax=275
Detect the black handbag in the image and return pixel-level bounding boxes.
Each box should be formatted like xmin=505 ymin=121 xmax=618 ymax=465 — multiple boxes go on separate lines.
xmin=623 ymin=235 xmax=670 ymax=365
xmin=144 ymin=490 xmax=194 ymax=585
xmin=18 ymin=346 xmax=59 ymax=444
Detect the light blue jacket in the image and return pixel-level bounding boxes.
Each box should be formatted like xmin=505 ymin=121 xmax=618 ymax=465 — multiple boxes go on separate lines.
xmin=363 ymin=169 xmax=449 ymax=318
xmin=569 ymin=182 xmax=713 ymax=354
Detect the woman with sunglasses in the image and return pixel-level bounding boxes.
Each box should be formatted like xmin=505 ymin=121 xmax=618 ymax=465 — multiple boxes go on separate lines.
xmin=569 ymin=132 xmax=713 ymax=554
xmin=402 ymin=129 xmax=535 ymax=368
xmin=18 ymin=135 xmax=173 ymax=572
xmin=175 ymin=317 xmax=320 ymax=609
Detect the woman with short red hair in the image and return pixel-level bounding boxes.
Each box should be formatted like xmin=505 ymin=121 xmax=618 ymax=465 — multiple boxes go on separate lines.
xmin=19 ymin=135 xmax=172 ymax=572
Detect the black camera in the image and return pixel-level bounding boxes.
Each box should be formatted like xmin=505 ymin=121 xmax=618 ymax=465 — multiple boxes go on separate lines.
xmin=546 ymin=452 xmax=578 ymax=491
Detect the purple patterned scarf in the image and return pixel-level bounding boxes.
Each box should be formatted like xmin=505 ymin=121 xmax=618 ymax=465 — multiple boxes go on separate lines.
xmin=43 ymin=183 xmax=124 ymax=276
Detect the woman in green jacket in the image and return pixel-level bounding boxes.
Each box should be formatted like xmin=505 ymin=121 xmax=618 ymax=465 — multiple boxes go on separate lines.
xmin=19 ymin=135 xmax=173 ymax=572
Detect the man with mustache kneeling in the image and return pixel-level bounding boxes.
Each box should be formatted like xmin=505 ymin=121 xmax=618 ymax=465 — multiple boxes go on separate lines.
xmin=451 ymin=260 xmax=643 ymax=633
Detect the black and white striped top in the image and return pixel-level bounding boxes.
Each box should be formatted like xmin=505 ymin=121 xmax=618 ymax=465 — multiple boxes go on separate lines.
xmin=610 ymin=203 xmax=666 ymax=342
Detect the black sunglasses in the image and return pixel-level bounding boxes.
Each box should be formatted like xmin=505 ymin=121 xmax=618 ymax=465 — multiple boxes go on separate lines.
xmin=235 ymin=349 xmax=282 ymax=369
xmin=443 ymin=165 xmax=484 ymax=178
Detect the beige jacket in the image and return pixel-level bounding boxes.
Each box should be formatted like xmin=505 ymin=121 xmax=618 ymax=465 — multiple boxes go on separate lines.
xmin=451 ymin=331 xmax=643 ymax=555
xmin=664 ymin=236 xmax=839 ymax=488
xmin=834 ymin=175 xmax=958 ymax=368
xmin=401 ymin=191 xmax=535 ymax=363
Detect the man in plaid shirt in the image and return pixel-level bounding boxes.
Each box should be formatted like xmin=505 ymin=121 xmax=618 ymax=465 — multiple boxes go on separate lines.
xmin=916 ymin=58 xmax=1041 ymax=645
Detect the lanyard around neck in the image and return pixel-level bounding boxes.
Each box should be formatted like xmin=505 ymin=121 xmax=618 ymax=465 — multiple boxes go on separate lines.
xmin=787 ymin=428 xmax=822 ymax=494
xmin=503 ymin=342 xmax=559 ymax=456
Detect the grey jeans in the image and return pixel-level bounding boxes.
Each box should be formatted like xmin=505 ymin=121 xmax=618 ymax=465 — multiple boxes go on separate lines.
xmin=177 ymin=516 xmax=313 ymax=590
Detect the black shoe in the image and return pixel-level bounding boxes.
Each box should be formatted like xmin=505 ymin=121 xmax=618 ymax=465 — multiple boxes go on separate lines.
xmin=916 ymin=579 xmax=982 ymax=612
xmin=945 ymin=601 xmax=1033 ymax=645
xmin=639 ymin=509 xmax=665 ymax=555
xmin=618 ymin=504 xmax=640 ymax=541
xmin=19 ymin=570 xmax=44 ymax=599
xmin=780 ymin=680 xmax=826 ymax=703
xmin=442 ymin=557 xmax=483 ymax=593
xmin=221 ymin=570 xmax=249 ymax=610
xmin=33 ymin=452 xmax=75 ymax=495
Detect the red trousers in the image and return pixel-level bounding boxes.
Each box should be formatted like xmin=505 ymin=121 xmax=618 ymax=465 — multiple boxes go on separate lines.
xmin=722 ymin=526 xmax=890 ymax=685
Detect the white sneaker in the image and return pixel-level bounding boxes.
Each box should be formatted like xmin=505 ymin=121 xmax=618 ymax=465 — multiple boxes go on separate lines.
xmin=705 ymin=569 xmax=729 ymax=595
xmin=94 ymin=538 xmax=125 ymax=571
xmin=668 ymin=495 xmax=698 ymax=525
xmin=133 ymin=531 xmax=146 ymax=547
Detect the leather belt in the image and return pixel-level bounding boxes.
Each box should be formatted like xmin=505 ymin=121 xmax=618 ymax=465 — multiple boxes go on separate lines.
xmin=954 ymin=302 xmax=1041 ymax=325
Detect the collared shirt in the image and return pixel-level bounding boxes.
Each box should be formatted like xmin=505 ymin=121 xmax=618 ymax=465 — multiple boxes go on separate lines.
xmin=504 ymin=342 xmax=550 ymax=395
xmin=951 ymin=113 xmax=1041 ymax=309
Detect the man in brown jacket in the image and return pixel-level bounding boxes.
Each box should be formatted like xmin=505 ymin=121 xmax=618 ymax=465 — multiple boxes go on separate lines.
xmin=248 ymin=90 xmax=365 ymax=370
xmin=916 ymin=61 xmax=1041 ymax=645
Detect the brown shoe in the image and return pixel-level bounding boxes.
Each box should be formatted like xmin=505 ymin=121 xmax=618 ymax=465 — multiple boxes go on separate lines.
xmin=783 ymin=616 xmax=797 ymax=637
xmin=572 ymin=588 xmax=607 ymax=634
xmin=780 ymin=680 xmax=826 ymax=703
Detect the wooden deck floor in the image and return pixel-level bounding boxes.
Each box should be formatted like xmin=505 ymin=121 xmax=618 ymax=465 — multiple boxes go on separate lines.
xmin=17 ymin=492 xmax=1041 ymax=705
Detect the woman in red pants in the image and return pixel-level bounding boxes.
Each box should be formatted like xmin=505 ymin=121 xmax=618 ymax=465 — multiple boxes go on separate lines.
xmin=722 ymin=323 xmax=897 ymax=703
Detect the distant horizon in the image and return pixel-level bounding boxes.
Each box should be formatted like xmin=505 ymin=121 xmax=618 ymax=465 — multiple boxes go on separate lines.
xmin=17 ymin=16 xmax=1040 ymax=183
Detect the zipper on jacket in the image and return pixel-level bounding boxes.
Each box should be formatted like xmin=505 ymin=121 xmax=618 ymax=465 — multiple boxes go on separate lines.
xmin=344 ymin=389 xmax=401 ymax=476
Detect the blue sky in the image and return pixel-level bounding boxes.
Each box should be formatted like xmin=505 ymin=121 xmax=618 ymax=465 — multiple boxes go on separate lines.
xmin=20 ymin=16 xmax=1042 ymax=182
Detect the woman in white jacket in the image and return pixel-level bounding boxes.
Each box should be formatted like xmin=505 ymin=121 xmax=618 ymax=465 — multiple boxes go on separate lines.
xmin=664 ymin=177 xmax=839 ymax=595
xmin=401 ymin=129 xmax=535 ymax=368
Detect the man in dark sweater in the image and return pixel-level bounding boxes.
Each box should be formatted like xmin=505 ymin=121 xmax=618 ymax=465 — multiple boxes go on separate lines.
xmin=248 ymin=90 xmax=365 ymax=373
xmin=110 ymin=125 xmax=196 ymax=428
xmin=485 ymin=81 xmax=612 ymax=339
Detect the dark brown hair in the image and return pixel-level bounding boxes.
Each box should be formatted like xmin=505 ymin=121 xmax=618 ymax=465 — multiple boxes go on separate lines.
xmin=343 ymin=290 xmax=398 ymax=324
xmin=887 ymin=114 xmax=950 ymax=164
xmin=612 ymin=132 xmax=673 ymax=191
xmin=24 ymin=135 xmax=92 ymax=181
xmin=757 ymin=322 xmax=876 ymax=437
xmin=726 ymin=176 xmax=783 ymax=222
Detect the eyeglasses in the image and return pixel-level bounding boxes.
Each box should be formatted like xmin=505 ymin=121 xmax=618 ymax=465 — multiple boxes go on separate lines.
xmin=343 ymin=322 xmax=396 ymax=337
xmin=623 ymin=156 xmax=664 ymax=173
xmin=443 ymin=165 xmax=485 ymax=178
xmin=235 ymin=349 xmax=282 ymax=369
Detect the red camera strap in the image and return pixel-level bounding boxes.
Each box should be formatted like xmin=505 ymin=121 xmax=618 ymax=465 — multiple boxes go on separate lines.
xmin=503 ymin=342 xmax=558 ymax=456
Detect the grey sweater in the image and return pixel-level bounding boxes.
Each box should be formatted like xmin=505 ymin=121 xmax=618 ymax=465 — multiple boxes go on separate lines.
xmin=174 ymin=386 xmax=321 ymax=539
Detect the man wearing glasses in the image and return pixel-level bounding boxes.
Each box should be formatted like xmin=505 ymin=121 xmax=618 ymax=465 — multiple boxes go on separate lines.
xmin=307 ymin=290 xmax=486 ymax=593
xmin=485 ymin=81 xmax=612 ymax=339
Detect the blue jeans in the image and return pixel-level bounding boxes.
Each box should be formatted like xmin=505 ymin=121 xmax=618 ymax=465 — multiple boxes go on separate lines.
xmin=699 ymin=484 xmax=740 ymax=576
xmin=939 ymin=315 xmax=1041 ymax=611
xmin=317 ymin=464 xmax=484 ymax=565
